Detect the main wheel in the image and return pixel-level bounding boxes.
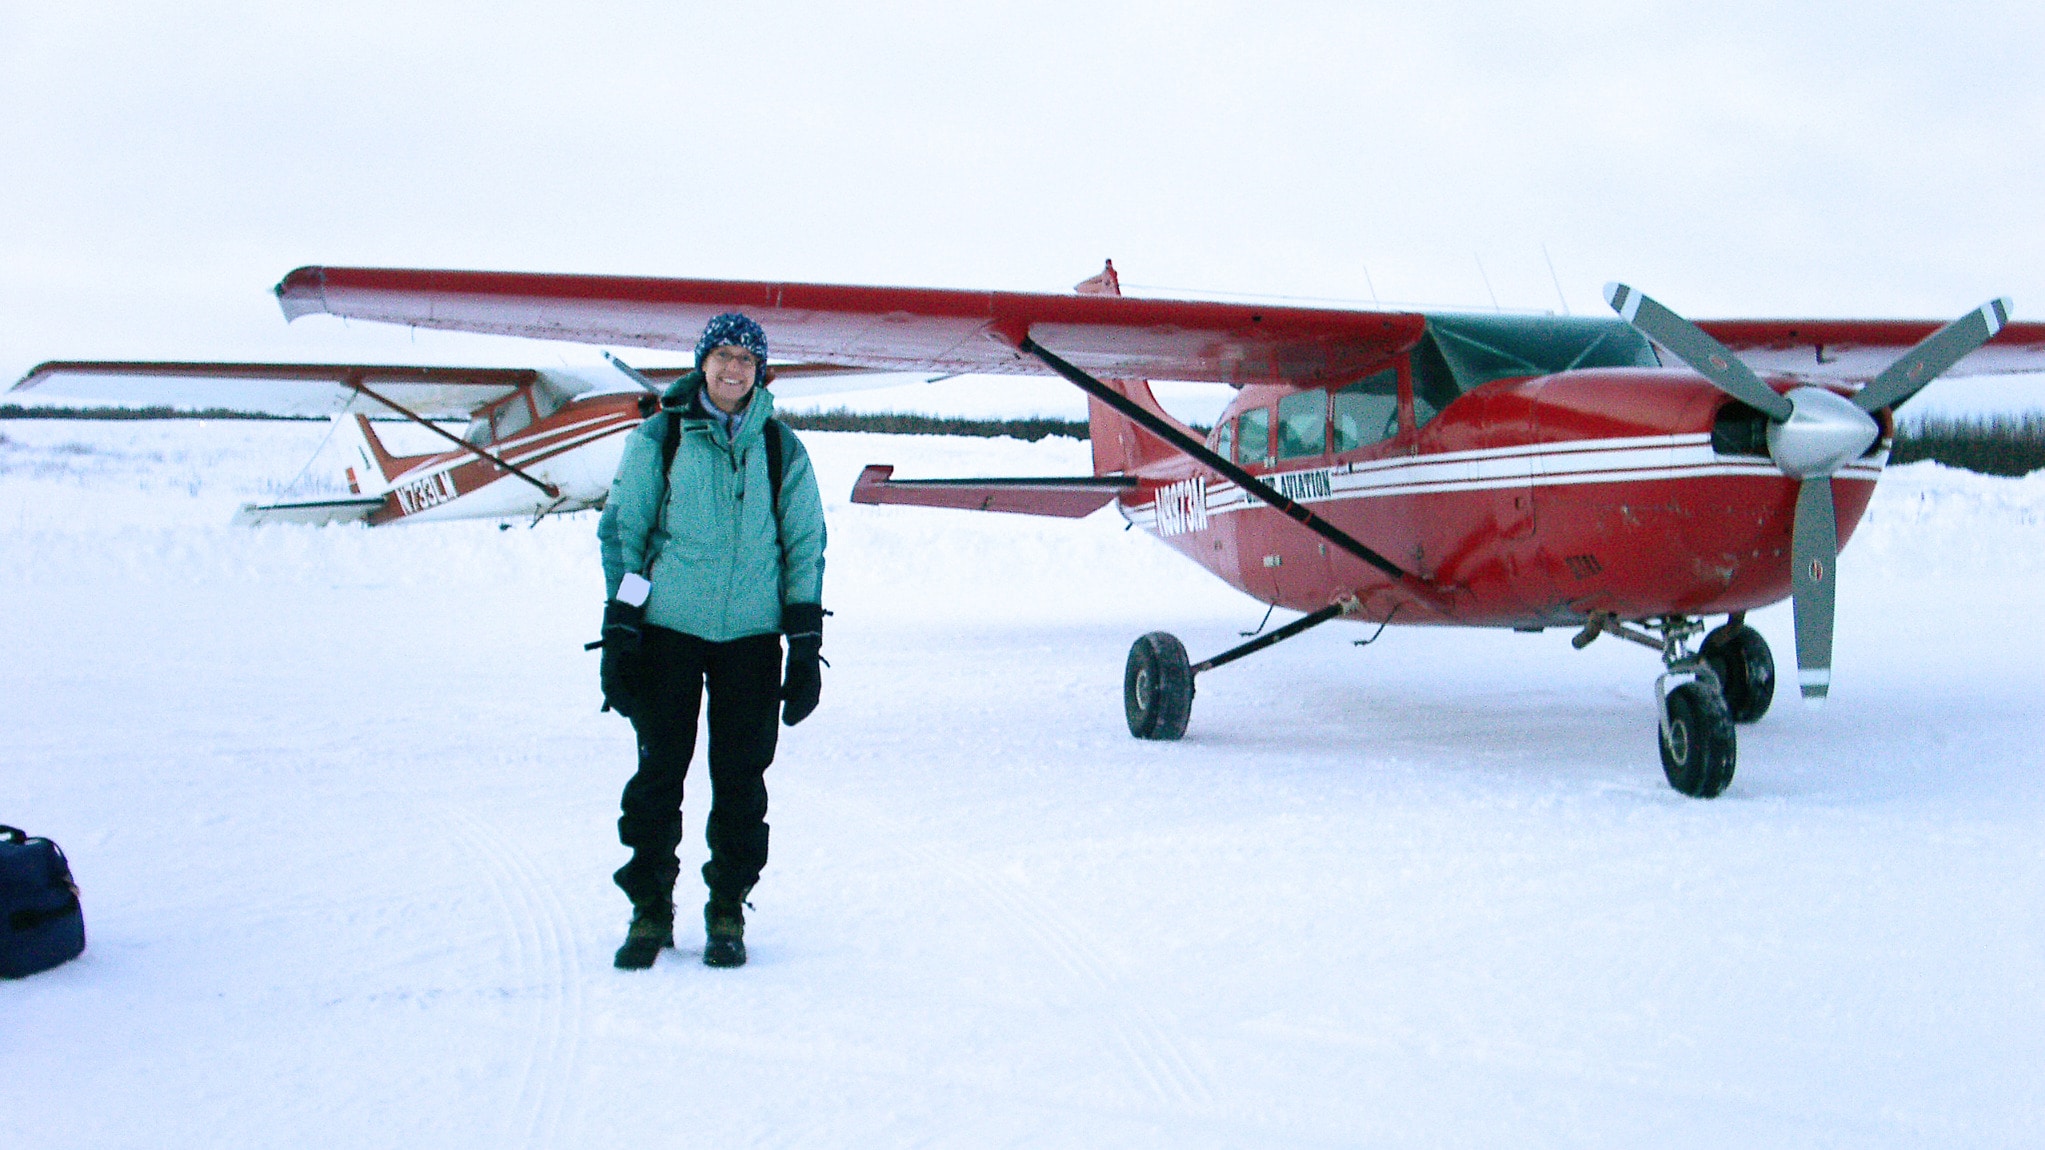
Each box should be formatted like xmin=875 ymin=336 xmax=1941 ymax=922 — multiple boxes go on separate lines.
xmin=1701 ymin=622 xmax=1776 ymax=724
xmin=1124 ymin=632 xmax=1193 ymax=740
xmin=1659 ymin=680 xmax=1737 ymax=798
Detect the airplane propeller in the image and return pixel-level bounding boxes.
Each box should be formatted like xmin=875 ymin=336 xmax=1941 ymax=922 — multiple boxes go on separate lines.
xmin=1604 ymin=283 xmax=2010 ymax=704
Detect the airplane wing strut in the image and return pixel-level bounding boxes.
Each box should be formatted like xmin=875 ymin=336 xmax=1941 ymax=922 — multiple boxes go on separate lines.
xmin=348 ymin=378 xmax=559 ymax=499
xmin=1015 ymin=336 xmax=1450 ymax=613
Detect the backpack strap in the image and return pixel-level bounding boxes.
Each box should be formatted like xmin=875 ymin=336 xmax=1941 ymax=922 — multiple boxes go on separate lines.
xmin=765 ymin=417 xmax=786 ymax=525
xmin=659 ymin=408 xmax=683 ymax=488
xmin=636 ymin=408 xmax=683 ymax=579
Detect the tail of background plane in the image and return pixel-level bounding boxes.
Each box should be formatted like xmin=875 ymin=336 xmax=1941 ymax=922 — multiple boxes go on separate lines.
xmin=333 ymin=413 xmax=409 ymax=495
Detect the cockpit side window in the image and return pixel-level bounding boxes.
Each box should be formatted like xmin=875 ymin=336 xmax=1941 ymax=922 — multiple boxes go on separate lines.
xmin=464 ymin=390 xmax=535 ymax=447
xmin=1276 ymin=391 xmax=1328 ymax=459
xmin=1331 ymin=369 xmax=1401 ymax=452
xmin=1235 ymin=407 xmax=1272 ymax=467
xmin=491 ymin=393 xmax=534 ymax=441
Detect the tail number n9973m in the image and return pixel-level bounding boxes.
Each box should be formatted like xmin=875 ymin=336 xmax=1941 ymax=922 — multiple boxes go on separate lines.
xmin=1154 ymin=477 xmax=1209 ymax=536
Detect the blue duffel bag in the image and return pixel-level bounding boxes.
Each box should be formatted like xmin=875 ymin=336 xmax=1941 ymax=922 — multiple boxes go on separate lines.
xmin=1 ymin=824 xmax=86 ymax=979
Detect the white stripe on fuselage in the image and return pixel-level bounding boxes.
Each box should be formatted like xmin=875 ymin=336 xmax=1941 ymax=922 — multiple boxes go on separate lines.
xmin=1128 ymin=433 xmax=1887 ymax=530
xmin=383 ymin=412 xmax=638 ymax=489
xmin=381 ymin=413 xmax=640 ymax=520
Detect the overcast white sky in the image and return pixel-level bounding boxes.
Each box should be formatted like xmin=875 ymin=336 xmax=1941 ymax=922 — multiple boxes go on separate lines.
xmin=5 ymin=1 xmax=2042 ymax=413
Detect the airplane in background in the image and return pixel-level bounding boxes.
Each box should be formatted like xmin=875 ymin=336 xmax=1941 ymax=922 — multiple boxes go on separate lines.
xmin=10 ymin=357 xmax=889 ymax=527
xmin=17 ymin=260 xmax=2045 ymax=796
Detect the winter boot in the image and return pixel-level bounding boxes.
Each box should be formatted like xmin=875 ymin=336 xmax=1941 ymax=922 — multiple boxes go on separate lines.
xmin=702 ymin=894 xmax=748 ymax=968
xmin=613 ymin=899 xmax=675 ymax=970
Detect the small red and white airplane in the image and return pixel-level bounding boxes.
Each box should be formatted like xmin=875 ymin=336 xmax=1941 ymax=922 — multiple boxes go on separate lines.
xmin=16 ymin=261 xmax=2045 ymax=796
xmin=9 ymin=357 xmax=888 ymax=527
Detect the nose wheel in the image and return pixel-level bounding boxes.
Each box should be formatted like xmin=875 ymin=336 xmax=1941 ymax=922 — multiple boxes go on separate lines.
xmin=1579 ymin=612 xmax=1743 ymax=798
xmin=1659 ymin=677 xmax=1737 ymax=798
xmin=1701 ymin=618 xmax=1776 ymax=724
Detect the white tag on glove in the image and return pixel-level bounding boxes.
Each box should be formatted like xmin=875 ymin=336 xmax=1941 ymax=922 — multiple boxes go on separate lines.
xmin=617 ymin=572 xmax=652 ymax=607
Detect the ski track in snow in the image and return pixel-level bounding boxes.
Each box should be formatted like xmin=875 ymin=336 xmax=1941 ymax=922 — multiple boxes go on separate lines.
xmin=444 ymin=808 xmax=586 ymax=1146
xmin=4 ymin=420 xmax=2045 ymax=1147
xmin=869 ymin=798 xmax=1218 ymax=1112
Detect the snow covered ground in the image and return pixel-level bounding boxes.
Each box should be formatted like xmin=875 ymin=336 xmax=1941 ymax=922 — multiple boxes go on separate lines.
xmin=3 ymin=418 xmax=2043 ymax=1147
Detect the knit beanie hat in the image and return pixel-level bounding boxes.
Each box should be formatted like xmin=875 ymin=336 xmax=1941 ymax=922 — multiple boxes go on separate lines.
xmin=694 ymin=313 xmax=769 ymax=371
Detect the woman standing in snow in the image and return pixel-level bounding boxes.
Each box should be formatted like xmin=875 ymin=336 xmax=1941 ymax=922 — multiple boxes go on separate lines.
xmin=594 ymin=312 xmax=828 ymax=970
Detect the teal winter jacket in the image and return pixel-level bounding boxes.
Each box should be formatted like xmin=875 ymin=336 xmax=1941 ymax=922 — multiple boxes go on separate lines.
xmin=598 ymin=374 xmax=826 ymax=641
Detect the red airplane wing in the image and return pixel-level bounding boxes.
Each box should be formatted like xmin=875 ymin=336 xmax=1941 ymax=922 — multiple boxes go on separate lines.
xmin=9 ymin=361 xmax=539 ymax=418
xmin=1695 ymin=318 xmax=2045 ymax=383
xmin=275 ymin=267 xmax=1430 ymax=387
xmin=274 ymin=267 xmax=2045 ymax=389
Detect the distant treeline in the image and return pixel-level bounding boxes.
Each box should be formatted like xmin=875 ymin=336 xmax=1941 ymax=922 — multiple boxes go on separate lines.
xmin=777 ymin=409 xmax=1093 ymax=441
xmin=0 ymin=404 xmax=319 ymax=421
xmin=1891 ymin=415 xmax=2045 ymax=478
xmin=0 ymin=402 xmax=1083 ymax=437
xmin=7 ymin=402 xmax=2040 ymax=476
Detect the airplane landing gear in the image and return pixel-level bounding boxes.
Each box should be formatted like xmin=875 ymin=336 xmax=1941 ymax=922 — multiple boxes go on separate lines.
xmin=1123 ymin=598 xmax=1363 ymax=740
xmin=1701 ymin=616 xmax=1776 ymax=724
xmin=1577 ymin=612 xmax=1739 ymax=798
xmin=1651 ymin=618 xmax=1738 ymax=798
xmin=1659 ymin=678 xmax=1736 ymax=798
xmin=1125 ymin=632 xmax=1194 ymax=740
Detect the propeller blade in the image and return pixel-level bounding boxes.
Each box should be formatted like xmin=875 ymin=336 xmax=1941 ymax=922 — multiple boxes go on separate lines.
xmin=1605 ymin=283 xmax=1794 ymax=422
xmin=1853 ymin=298 xmax=2012 ymax=414
xmin=1790 ymin=475 xmax=1839 ymax=705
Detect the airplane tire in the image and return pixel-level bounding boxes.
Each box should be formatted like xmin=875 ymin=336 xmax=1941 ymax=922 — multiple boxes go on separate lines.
xmin=1659 ymin=680 xmax=1737 ymax=798
xmin=1701 ymin=622 xmax=1775 ymax=724
xmin=1124 ymin=632 xmax=1193 ymax=740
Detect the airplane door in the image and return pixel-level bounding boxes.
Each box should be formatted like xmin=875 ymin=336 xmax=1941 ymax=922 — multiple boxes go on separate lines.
xmin=1264 ymin=388 xmax=1338 ymax=607
xmin=1232 ymin=404 xmax=1288 ymax=604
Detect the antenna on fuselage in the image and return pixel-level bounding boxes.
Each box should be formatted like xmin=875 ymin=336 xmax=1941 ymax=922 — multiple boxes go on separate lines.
xmin=1542 ymin=244 xmax=1571 ymax=315
xmin=1475 ymin=255 xmax=1501 ymax=311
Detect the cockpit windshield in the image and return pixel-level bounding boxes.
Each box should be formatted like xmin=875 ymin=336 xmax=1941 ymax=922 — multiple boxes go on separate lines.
xmin=1411 ymin=315 xmax=1659 ymax=418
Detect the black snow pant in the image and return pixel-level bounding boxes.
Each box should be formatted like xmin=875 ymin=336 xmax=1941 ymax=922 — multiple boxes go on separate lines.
xmin=614 ymin=627 xmax=781 ymax=909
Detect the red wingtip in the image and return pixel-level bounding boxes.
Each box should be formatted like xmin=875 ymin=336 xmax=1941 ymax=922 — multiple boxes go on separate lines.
xmin=274 ymin=266 xmax=329 ymax=321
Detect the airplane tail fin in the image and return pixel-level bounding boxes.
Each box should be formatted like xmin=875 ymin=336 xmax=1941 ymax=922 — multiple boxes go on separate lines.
xmin=332 ymin=414 xmax=408 ymax=495
xmin=1069 ymin=259 xmax=1199 ymax=477
xmin=1087 ymin=384 xmax=1190 ymax=477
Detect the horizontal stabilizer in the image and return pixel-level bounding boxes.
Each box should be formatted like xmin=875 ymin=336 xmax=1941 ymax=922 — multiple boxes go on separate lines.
xmin=231 ymin=496 xmax=385 ymax=527
xmin=850 ymin=465 xmax=1134 ymax=518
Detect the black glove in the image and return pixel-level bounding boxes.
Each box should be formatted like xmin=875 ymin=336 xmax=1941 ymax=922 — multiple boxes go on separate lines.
xmin=780 ymin=603 xmax=825 ymax=726
xmin=598 ymin=599 xmax=645 ymax=717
